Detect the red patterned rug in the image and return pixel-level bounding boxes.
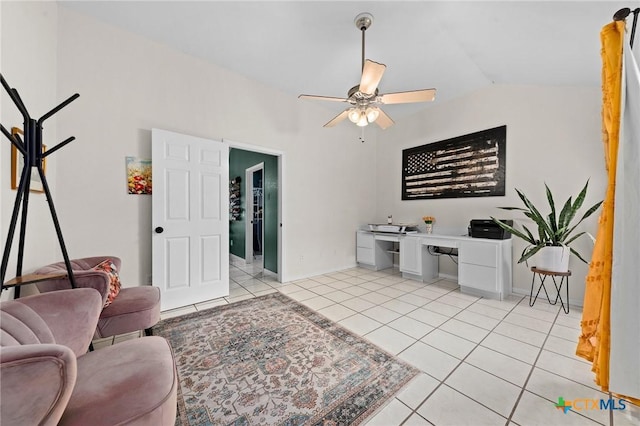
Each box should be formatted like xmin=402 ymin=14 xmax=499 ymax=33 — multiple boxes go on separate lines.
xmin=151 ymin=292 xmax=419 ymax=425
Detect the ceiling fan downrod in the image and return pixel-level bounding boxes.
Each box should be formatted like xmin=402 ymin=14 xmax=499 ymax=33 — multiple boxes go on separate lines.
xmin=354 ymin=13 xmax=373 ymax=72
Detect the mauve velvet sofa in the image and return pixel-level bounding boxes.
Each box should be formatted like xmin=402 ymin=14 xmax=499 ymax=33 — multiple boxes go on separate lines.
xmin=33 ymin=256 xmax=161 ymax=339
xmin=0 ymin=288 xmax=177 ymax=425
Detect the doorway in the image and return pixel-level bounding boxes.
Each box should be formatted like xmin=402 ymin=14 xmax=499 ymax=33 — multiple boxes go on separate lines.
xmin=245 ymin=163 xmax=264 ymax=268
xmin=227 ymin=143 xmax=283 ymax=282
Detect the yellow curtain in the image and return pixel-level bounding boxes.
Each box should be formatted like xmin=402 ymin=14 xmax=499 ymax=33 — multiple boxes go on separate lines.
xmin=576 ymin=21 xmax=624 ymax=390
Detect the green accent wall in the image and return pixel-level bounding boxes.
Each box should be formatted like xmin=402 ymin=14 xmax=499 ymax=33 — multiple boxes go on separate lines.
xmin=229 ymin=148 xmax=278 ymax=273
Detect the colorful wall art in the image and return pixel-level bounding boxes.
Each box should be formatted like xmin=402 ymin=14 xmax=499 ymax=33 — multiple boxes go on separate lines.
xmin=126 ymin=157 xmax=152 ymax=195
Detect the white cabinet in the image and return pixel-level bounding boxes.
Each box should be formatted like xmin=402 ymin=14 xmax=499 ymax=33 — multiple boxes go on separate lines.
xmin=399 ymin=236 xmax=422 ymax=275
xmin=356 ymin=247 xmax=375 ymax=265
xmin=458 ymin=239 xmax=511 ymax=299
xmin=356 ymin=232 xmax=375 ymax=266
xmin=399 ymin=236 xmax=438 ymax=280
xmin=356 ymin=231 xmax=394 ymax=270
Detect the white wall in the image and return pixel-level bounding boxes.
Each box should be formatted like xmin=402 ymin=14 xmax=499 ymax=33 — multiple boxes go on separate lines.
xmin=1 ymin=1 xmax=60 ymax=299
xmin=376 ymin=85 xmax=606 ymax=306
xmin=54 ymin=7 xmax=377 ymax=286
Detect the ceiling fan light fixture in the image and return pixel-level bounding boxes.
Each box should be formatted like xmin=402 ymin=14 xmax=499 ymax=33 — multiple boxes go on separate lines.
xmin=349 ymin=107 xmax=371 ymax=127
xmin=348 ymin=108 xmax=361 ymax=123
xmin=365 ymin=107 xmax=379 ymax=123
xmin=356 ymin=110 xmax=369 ymax=127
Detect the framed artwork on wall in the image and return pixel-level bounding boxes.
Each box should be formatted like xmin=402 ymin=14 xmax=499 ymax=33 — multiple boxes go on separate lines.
xmin=126 ymin=157 xmax=152 ymax=194
xmin=10 ymin=127 xmax=46 ymax=193
xmin=402 ymin=125 xmax=507 ymax=200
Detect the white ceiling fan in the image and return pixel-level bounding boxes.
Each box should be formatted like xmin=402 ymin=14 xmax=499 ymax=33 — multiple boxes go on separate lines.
xmin=299 ymin=12 xmax=436 ymax=130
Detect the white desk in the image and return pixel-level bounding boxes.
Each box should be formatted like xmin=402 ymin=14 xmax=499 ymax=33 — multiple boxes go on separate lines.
xmin=356 ymin=231 xmax=512 ymax=300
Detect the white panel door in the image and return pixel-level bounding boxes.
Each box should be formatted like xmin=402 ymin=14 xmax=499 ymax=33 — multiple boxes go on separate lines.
xmin=152 ymin=128 xmax=229 ymax=311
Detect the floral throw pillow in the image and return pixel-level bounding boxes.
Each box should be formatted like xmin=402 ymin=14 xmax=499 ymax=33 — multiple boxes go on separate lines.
xmin=93 ymin=259 xmax=122 ymax=307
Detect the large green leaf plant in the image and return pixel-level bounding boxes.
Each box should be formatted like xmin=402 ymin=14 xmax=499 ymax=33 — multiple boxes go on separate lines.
xmin=491 ymin=180 xmax=603 ymax=265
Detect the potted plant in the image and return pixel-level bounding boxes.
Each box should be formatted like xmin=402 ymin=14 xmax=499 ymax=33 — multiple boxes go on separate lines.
xmin=491 ymin=180 xmax=602 ymax=272
xmin=422 ymin=216 xmax=435 ymax=234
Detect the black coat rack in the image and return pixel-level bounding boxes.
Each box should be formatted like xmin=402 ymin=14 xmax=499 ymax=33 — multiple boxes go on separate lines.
xmin=0 ymin=73 xmax=79 ymax=297
xmin=614 ymin=7 xmax=639 ymax=48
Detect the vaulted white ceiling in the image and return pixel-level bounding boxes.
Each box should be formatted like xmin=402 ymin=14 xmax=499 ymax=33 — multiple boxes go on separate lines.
xmin=60 ymin=1 xmax=632 ymax=119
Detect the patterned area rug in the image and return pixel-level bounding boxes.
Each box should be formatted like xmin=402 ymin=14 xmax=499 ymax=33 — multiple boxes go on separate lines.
xmin=151 ymin=292 xmax=419 ymax=425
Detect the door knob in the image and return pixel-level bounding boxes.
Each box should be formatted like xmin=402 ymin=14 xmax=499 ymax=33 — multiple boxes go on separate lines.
xmin=155 ymin=227 xmax=164 ymax=234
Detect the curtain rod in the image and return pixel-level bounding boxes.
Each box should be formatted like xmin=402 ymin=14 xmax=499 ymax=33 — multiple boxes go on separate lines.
xmin=613 ymin=7 xmax=639 ymax=48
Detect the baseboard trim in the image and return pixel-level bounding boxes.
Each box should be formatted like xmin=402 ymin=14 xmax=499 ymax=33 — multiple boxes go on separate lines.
xmin=438 ymin=273 xmax=458 ymax=281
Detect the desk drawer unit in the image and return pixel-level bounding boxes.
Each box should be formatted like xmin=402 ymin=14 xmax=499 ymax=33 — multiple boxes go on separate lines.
xmin=356 ymin=232 xmax=375 ymax=266
xmin=356 ymin=231 xmax=375 ymax=249
xmin=459 ymin=240 xmax=501 ymax=297
xmin=356 ymin=247 xmax=375 ymax=265
xmin=459 ymin=264 xmax=498 ymax=292
xmin=355 ymin=231 xmax=395 ymax=270
xmin=459 ymin=241 xmax=497 ymax=267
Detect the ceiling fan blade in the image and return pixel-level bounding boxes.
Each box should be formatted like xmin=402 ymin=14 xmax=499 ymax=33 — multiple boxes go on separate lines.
xmin=299 ymin=94 xmax=348 ymax=102
xmin=359 ymin=59 xmax=386 ymax=95
xmin=380 ymin=88 xmax=436 ymax=104
xmin=323 ymin=110 xmax=350 ymax=128
xmin=374 ymin=109 xmax=395 ymax=129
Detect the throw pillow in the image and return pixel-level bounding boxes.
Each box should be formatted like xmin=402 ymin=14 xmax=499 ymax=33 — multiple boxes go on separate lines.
xmin=93 ymin=259 xmax=122 ymax=307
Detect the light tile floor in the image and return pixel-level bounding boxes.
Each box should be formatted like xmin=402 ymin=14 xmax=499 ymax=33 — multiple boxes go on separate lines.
xmin=108 ymin=259 xmax=640 ymax=426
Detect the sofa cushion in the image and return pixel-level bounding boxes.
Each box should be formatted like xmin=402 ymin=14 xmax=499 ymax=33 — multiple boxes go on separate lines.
xmin=96 ymin=286 xmax=161 ymax=339
xmin=93 ymin=259 xmax=121 ymax=307
xmin=59 ymin=336 xmax=177 ymax=425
